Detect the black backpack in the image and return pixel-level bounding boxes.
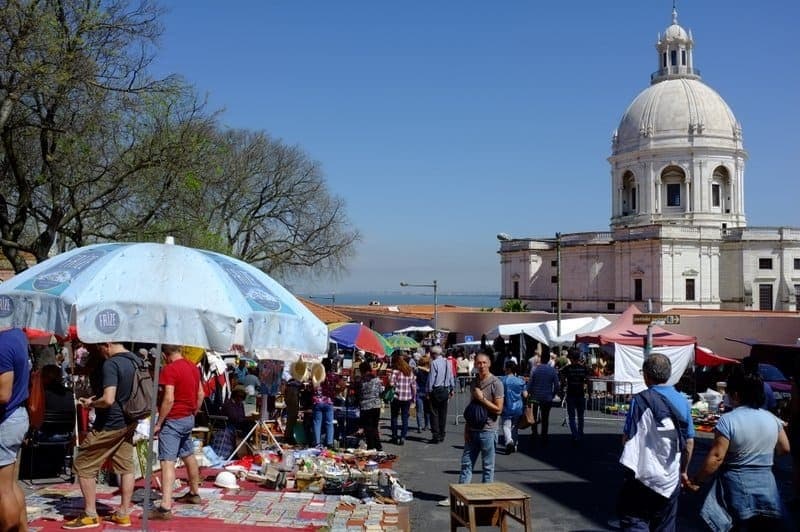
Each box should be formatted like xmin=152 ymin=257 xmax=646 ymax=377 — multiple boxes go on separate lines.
xmin=463 ymin=400 xmax=488 ymax=429
xmin=118 ymin=353 xmax=154 ymax=421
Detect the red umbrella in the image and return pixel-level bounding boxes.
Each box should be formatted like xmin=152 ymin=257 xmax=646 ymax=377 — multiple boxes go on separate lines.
xmin=328 ymin=322 xmax=390 ymax=357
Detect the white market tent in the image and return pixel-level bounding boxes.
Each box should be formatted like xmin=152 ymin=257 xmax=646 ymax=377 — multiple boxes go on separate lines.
xmin=486 ymin=316 xmax=612 ymax=347
xmin=393 ymin=325 xmax=435 ymax=334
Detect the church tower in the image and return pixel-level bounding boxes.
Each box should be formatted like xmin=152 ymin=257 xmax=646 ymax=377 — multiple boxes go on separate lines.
xmin=608 ymin=7 xmax=747 ymax=231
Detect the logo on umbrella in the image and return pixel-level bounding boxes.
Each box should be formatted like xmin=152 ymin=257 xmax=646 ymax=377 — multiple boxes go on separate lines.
xmin=0 ymin=295 xmax=13 ymax=318
xmin=95 ymin=309 xmax=121 ymax=334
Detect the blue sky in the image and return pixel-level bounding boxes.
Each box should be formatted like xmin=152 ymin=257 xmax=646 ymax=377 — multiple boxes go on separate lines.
xmin=153 ymin=1 xmax=799 ymax=295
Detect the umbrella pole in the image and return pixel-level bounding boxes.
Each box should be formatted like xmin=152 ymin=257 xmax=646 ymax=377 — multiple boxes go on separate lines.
xmin=142 ymin=343 xmax=162 ymax=531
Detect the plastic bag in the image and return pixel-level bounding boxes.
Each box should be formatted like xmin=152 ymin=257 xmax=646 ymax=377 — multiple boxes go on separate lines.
xmin=391 ymin=480 xmax=413 ymax=502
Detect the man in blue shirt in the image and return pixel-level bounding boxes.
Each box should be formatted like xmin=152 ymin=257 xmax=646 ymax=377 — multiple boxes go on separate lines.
xmin=617 ymin=353 xmax=695 ymax=532
xmin=527 ymin=357 xmax=560 ymax=446
xmin=0 ymin=328 xmax=31 ymax=532
xmin=427 ymin=346 xmax=455 ymax=444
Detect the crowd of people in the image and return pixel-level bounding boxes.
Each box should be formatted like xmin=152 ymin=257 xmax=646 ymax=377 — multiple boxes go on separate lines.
xmin=1 ymin=325 xmax=797 ymax=531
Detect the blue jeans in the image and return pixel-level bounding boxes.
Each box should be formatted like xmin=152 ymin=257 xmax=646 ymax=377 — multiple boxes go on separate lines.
xmin=390 ymin=399 xmax=411 ymax=439
xmin=415 ymin=394 xmax=429 ymax=429
xmin=313 ymin=402 xmax=334 ymax=446
xmin=566 ymin=396 xmax=586 ymax=439
xmin=459 ymin=429 xmax=497 ymax=483
xmin=0 ymin=408 xmax=29 ymax=466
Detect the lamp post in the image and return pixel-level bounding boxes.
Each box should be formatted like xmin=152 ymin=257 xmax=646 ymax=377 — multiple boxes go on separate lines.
xmin=555 ymin=232 xmax=562 ymax=337
xmin=399 ymin=280 xmax=438 ymax=336
xmin=309 ymin=293 xmax=336 ymax=309
xmin=497 ymin=232 xmax=562 ymax=336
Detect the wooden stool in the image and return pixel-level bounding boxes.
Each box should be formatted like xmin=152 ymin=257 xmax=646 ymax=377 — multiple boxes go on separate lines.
xmin=448 ymin=482 xmax=531 ymax=531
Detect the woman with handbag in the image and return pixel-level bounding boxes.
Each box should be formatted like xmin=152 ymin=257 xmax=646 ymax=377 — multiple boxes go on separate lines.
xmin=389 ymin=354 xmax=416 ymax=445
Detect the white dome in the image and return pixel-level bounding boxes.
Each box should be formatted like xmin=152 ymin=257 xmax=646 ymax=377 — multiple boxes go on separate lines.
xmin=614 ymin=78 xmax=741 ymax=154
xmin=663 ymin=23 xmax=689 ymax=42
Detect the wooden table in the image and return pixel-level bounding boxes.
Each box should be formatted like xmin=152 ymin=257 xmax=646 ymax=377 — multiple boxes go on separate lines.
xmin=449 ymin=482 xmax=531 ymax=531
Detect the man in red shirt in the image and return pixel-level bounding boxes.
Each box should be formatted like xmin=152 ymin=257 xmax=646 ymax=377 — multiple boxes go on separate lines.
xmin=150 ymin=345 xmax=204 ymax=520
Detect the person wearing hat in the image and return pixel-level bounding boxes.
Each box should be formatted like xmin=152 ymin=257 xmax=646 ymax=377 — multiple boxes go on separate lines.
xmin=210 ymin=385 xmax=254 ymax=460
xmin=283 ymin=361 xmax=309 ymax=445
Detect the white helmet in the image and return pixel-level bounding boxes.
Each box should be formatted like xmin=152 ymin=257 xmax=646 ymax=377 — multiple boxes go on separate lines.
xmin=214 ymin=470 xmax=239 ymax=489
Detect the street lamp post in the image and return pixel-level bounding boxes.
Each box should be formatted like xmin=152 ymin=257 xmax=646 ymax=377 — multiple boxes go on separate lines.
xmin=309 ymin=293 xmax=336 ymax=309
xmin=399 ymin=280 xmax=438 ymax=337
xmin=497 ymin=232 xmax=562 ymax=337
xmin=555 ymin=232 xmax=562 ymax=337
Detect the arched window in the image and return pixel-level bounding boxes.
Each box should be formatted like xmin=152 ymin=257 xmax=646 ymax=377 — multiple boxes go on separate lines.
xmin=621 ymin=170 xmax=636 ymax=215
xmin=712 ymin=166 xmax=730 ymax=212
xmin=661 ymin=166 xmax=685 ymax=208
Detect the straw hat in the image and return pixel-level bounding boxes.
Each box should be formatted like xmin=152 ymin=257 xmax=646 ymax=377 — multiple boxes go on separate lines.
xmin=310 ymin=362 xmax=327 ymax=387
xmin=290 ymin=360 xmax=310 ymax=382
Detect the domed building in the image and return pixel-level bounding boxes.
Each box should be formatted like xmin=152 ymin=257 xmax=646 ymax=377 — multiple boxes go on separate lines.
xmin=499 ymin=8 xmax=800 ymax=313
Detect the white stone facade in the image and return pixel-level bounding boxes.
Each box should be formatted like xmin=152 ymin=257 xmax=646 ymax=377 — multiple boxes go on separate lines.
xmin=499 ymin=9 xmax=800 ymax=313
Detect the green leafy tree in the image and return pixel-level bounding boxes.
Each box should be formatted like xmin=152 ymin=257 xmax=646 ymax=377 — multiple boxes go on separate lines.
xmin=502 ymin=299 xmax=528 ymax=312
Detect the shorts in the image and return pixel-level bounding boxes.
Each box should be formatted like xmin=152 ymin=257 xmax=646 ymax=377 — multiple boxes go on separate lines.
xmin=158 ymin=415 xmax=195 ymax=461
xmin=0 ymin=408 xmax=29 ymax=467
xmin=73 ymin=423 xmax=136 ymax=477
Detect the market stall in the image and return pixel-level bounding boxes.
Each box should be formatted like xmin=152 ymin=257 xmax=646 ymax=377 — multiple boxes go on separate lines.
xmin=576 ymin=305 xmax=697 ymax=394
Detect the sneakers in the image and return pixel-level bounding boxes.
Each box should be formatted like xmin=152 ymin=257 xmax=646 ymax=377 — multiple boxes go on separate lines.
xmin=506 ymin=441 xmax=515 ymax=454
xmin=174 ymin=491 xmax=202 ymax=504
xmin=63 ymin=514 xmax=101 ymax=529
xmin=437 ymin=498 xmax=451 ymax=507
xmin=107 ymin=513 xmax=131 ymax=527
xmin=148 ymin=506 xmax=173 ymax=520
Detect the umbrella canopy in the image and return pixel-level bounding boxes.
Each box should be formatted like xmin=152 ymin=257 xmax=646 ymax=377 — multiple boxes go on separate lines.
xmin=386 ymin=334 xmax=420 ymax=351
xmin=0 ymin=241 xmax=328 ymax=528
xmin=328 ymin=322 xmax=391 ymax=357
xmin=0 ymin=242 xmax=328 ymax=358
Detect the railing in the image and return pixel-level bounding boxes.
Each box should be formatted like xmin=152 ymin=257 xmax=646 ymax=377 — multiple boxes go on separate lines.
xmin=584 ymin=378 xmax=635 ymax=422
xmin=651 ymin=66 xmax=701 ymax=82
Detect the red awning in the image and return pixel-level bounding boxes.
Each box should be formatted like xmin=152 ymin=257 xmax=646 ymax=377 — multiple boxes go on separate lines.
xmin=695 ymin=346 xmax=739 ymax=367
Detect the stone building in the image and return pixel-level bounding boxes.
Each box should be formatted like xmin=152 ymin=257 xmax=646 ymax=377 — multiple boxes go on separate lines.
xmin=499 ymin=8 xmax=800 ymax=313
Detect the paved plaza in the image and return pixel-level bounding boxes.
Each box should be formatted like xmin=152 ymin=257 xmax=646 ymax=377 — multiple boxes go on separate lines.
xmin=388 ymin=402 xmax=798 ymax=531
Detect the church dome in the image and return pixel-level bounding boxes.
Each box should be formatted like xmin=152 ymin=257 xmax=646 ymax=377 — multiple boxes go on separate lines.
xmin=613 ymin=78 xmax=742 ymax=154
xmin=663 ymin=23 xmax=689 ymax=42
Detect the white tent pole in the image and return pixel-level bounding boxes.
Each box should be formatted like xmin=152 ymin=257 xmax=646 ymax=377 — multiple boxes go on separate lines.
xmin=142 ymin=343 xmax=162 ymax=531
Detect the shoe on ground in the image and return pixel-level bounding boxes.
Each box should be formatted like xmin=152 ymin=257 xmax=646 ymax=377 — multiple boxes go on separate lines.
xmin=398 ymin=438 xmax=404 ymax=445
xmin=62 ymin=514 xmax=101 ymax=529
xmin=428 ymin=438 xmax=440 ymax=444
xmin=107 ymin=513 xmax=131 ymax=527
xmin=506 ymin=442 xmax=515 ymax=454
xmin=148 ymin=506 xmax=173 ymax=520
xmin=174 ymin=491 xmax=202 ymax=504
xmin=437 ymin=498 xmax=451 ymax=507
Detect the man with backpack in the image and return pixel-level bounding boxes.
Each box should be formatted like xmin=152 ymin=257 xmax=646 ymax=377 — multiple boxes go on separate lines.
xmin=617 ymin=353 xmax=695 ymax=532
xmin=149 ymin=344 xmax=204 ymax=520
xmin=64 ymin=341 xmax=140 ymax=529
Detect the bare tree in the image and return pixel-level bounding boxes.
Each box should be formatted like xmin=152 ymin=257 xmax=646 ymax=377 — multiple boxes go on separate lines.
xmin=178 ymin=129 xmax=360 ymax=280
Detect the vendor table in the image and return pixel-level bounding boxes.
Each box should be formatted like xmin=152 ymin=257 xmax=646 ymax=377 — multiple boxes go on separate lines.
xmin=448 ymin=482 xmax=531 ymax=531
